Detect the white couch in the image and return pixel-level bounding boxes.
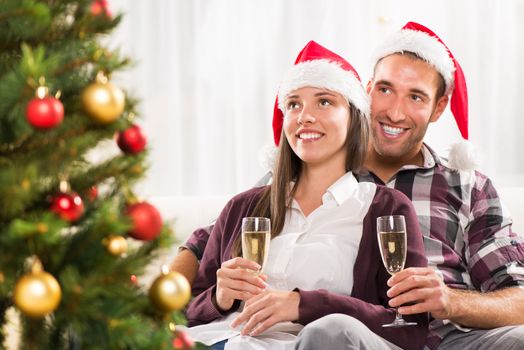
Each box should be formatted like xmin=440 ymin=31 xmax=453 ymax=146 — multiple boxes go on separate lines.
xmin=150 ymin=187 xmax=524 ymax=263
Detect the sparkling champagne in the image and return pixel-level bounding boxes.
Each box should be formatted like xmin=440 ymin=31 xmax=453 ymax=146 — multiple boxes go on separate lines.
xmin=242 ymin=230 xmax=270 ymax=274
xmin=378 ymin=231 xmax=407 ymax=275
xmin=377 ymin=215 xmax=416 ymax=327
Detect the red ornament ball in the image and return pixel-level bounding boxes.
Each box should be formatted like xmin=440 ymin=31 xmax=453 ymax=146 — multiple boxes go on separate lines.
xmin=125 ymin=202 xmax=162 ymax=241
xmin=90 ymin=0 xmax=112 ymax=17
xmin=26 ymin=96 xmax=64 ymax=129
xmin=50 ymin=192 xmax=84 ymax=222
xmin=117 ymin=124 xmax=147 ymax=154
xmin=172 ymin=331 xmax=194 ymax=350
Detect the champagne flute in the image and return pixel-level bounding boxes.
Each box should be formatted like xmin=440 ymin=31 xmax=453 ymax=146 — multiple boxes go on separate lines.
xmin=377 ymin=215 xmax=417 ymax=327
xmin=241 ymin=217 xmax=271 ymax=276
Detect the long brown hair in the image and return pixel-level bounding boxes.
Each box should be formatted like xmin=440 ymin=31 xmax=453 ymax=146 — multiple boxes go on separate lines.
xmin=232 ymin=102 xmax=369 ymax=257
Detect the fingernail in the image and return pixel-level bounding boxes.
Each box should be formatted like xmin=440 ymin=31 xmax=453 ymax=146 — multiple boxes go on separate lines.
xmin=230 ymin=319 xmax=238 ymax=328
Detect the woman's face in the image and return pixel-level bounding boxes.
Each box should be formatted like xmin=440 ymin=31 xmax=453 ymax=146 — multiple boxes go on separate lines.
xmin=283 ymin=87 xmax=350 ymax=168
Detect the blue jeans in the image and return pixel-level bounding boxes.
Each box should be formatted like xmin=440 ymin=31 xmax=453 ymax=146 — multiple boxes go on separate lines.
xmin=210 ymin=339 xmax=227 ymax=350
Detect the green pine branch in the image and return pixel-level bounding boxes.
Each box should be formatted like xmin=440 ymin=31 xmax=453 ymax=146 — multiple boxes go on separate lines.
xmin=0 ymin=0 xmax=190 ymax=349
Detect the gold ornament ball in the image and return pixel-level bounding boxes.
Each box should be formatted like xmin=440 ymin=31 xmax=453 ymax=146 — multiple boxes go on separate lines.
xmin=149 ymin=270 xmax=191 ymax=312
xmin=105 ymin=235 xmax=128 ymax=256
xmin=14 ymin=270 xmax=62 ymax=318
xmin=81 ymin=81 xmax=125 ymax=124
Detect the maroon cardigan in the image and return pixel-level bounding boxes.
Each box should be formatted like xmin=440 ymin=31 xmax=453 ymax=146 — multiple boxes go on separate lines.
xmin=186 ymin=185 xmax=429 ymax=350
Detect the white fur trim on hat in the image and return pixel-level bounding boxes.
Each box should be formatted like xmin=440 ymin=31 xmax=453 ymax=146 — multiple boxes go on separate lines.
xmin=447 ymin=140 xmax=477 ymax=171
xmin=258 ymin=143 xmax=278 ymax=172
xmin=371 ymin=29 xmax=456 ymax=94
xmin=277 ymin=59 xmax=370 ymax=117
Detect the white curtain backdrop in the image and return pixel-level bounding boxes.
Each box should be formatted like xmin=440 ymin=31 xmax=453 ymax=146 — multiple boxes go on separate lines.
xmin=108 ymin=0 xmax=524 ymax=197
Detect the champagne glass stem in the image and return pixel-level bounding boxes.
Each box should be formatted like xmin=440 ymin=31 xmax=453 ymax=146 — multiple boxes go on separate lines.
xmin=394 ymin=308 xmax=403 ymax=323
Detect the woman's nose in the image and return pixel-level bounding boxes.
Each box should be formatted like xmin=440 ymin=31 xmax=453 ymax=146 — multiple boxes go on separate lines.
xmin=297 ymin=105 xmax=316 ymax=125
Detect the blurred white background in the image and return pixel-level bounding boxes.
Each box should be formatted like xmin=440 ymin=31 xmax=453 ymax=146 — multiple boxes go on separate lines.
xmin=108 ymin=0 xmax=524 ymax=196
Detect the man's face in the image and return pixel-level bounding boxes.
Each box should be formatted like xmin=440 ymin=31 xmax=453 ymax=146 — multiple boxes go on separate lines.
xmin=367 ymin=54 xmax=447 ymax=161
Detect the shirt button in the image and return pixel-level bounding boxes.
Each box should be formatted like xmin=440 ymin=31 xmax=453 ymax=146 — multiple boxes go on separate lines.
xmin=511 ymin=239 xmax=518 ymax=246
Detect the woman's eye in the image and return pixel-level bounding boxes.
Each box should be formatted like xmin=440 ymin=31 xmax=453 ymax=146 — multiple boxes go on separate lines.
xmin=319 ymin=99 xmax=331 ymax=106
xmin=286 ymin=101 xmax=299 ymax=110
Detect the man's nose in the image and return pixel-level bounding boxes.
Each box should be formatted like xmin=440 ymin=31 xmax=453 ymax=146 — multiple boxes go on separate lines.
xmin=386 ymin=98 xmax=406 ymax=123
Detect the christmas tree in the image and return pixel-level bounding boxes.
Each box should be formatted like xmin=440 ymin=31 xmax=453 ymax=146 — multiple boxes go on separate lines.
xmin=0 ymin=1 xmax=196 ymax=348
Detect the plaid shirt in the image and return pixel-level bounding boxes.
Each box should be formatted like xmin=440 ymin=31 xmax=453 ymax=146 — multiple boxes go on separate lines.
xmin=183 ymin=144 xmax=524 ymax=349
xmin=357 ymin=144 xmax=524 ymax=349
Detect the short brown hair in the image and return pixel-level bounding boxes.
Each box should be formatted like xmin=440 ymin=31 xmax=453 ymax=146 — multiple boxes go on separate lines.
xmin=374 ymin=52 xmax=447 ymax=100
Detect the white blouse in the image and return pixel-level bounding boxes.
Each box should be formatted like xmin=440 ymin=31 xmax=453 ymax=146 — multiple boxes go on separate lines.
xmin=183 ymin=172 xmax=377 ymax=349
xmin=265 ymin=172 xmax=376 ymax=295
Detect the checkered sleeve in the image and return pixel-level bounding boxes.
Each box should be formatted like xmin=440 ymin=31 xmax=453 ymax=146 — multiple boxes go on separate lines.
xmin=180 ymin=224 xmax=214 ymax=261
xmin=466 ymin=172 xmax=524 ymax=291
xmin=180 ymin=173 xmax=271 ymax=261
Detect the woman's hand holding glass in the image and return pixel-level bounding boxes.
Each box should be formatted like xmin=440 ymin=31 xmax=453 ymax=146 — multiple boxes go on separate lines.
xmin=229 ymin=216 xmax=301 ymax=336
xmin=215 ymin=217 xmax=271 ymax=311
xmin=215 ymin=257 xmax=268 ymax=312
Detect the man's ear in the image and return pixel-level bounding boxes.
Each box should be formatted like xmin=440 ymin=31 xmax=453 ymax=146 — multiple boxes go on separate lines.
xmin=366 ymin=79 xmax=373 ymax=94
xmin=430 ymin=95 xmax=449 ymax=123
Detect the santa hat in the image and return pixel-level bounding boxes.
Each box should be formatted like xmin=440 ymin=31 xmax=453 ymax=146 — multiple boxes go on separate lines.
xmin=371 ymin=22 xmax=475 ymax=170
xmin=272 ymin=40 xmax=369 ymax=146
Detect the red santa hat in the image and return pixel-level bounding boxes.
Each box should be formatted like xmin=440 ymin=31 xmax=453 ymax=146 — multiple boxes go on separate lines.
xmin=371 ymin=22 xmax=474 ymax=170
xmin=272 ymin=40 xmax=369 ymax=146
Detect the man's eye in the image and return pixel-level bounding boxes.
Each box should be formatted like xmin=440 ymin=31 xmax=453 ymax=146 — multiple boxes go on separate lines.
xmin=378 ymin=87 xmax=391 ymax=94
xmin=411 ymin=95 xmax=423 ymax=102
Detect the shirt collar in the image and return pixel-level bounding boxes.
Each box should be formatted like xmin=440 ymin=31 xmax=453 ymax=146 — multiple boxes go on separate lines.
xmin=420 ymin=143 xmax=437 ymax=168
xmin=422 ymin=143 xmax=447 ymax=168
xmin=325 ymin=171 xmax=359 ymax=206
xmin=358 ymin=143 xmax=442 ymax=178
xmin=289 ymin=172 xmax=360 ymax=210
xmin=390 ymin=143 xmax=437 ymax=171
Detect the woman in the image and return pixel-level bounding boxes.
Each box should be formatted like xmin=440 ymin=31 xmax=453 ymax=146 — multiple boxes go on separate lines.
xmin=184 ymin=41 xmax=428 ymax=350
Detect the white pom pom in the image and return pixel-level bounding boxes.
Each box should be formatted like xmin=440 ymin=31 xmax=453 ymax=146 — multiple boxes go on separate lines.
xmin=447 ymin=140 xmax=477 ymax=171
xmin=258 ymin=144 xmax=278 ymax=172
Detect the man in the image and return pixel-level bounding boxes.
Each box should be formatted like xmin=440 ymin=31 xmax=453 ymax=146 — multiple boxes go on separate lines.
xmin=297 ymin=22 xmax=524 ymax=350
xmin=172 ymin=22 xmax=524 ymax=349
